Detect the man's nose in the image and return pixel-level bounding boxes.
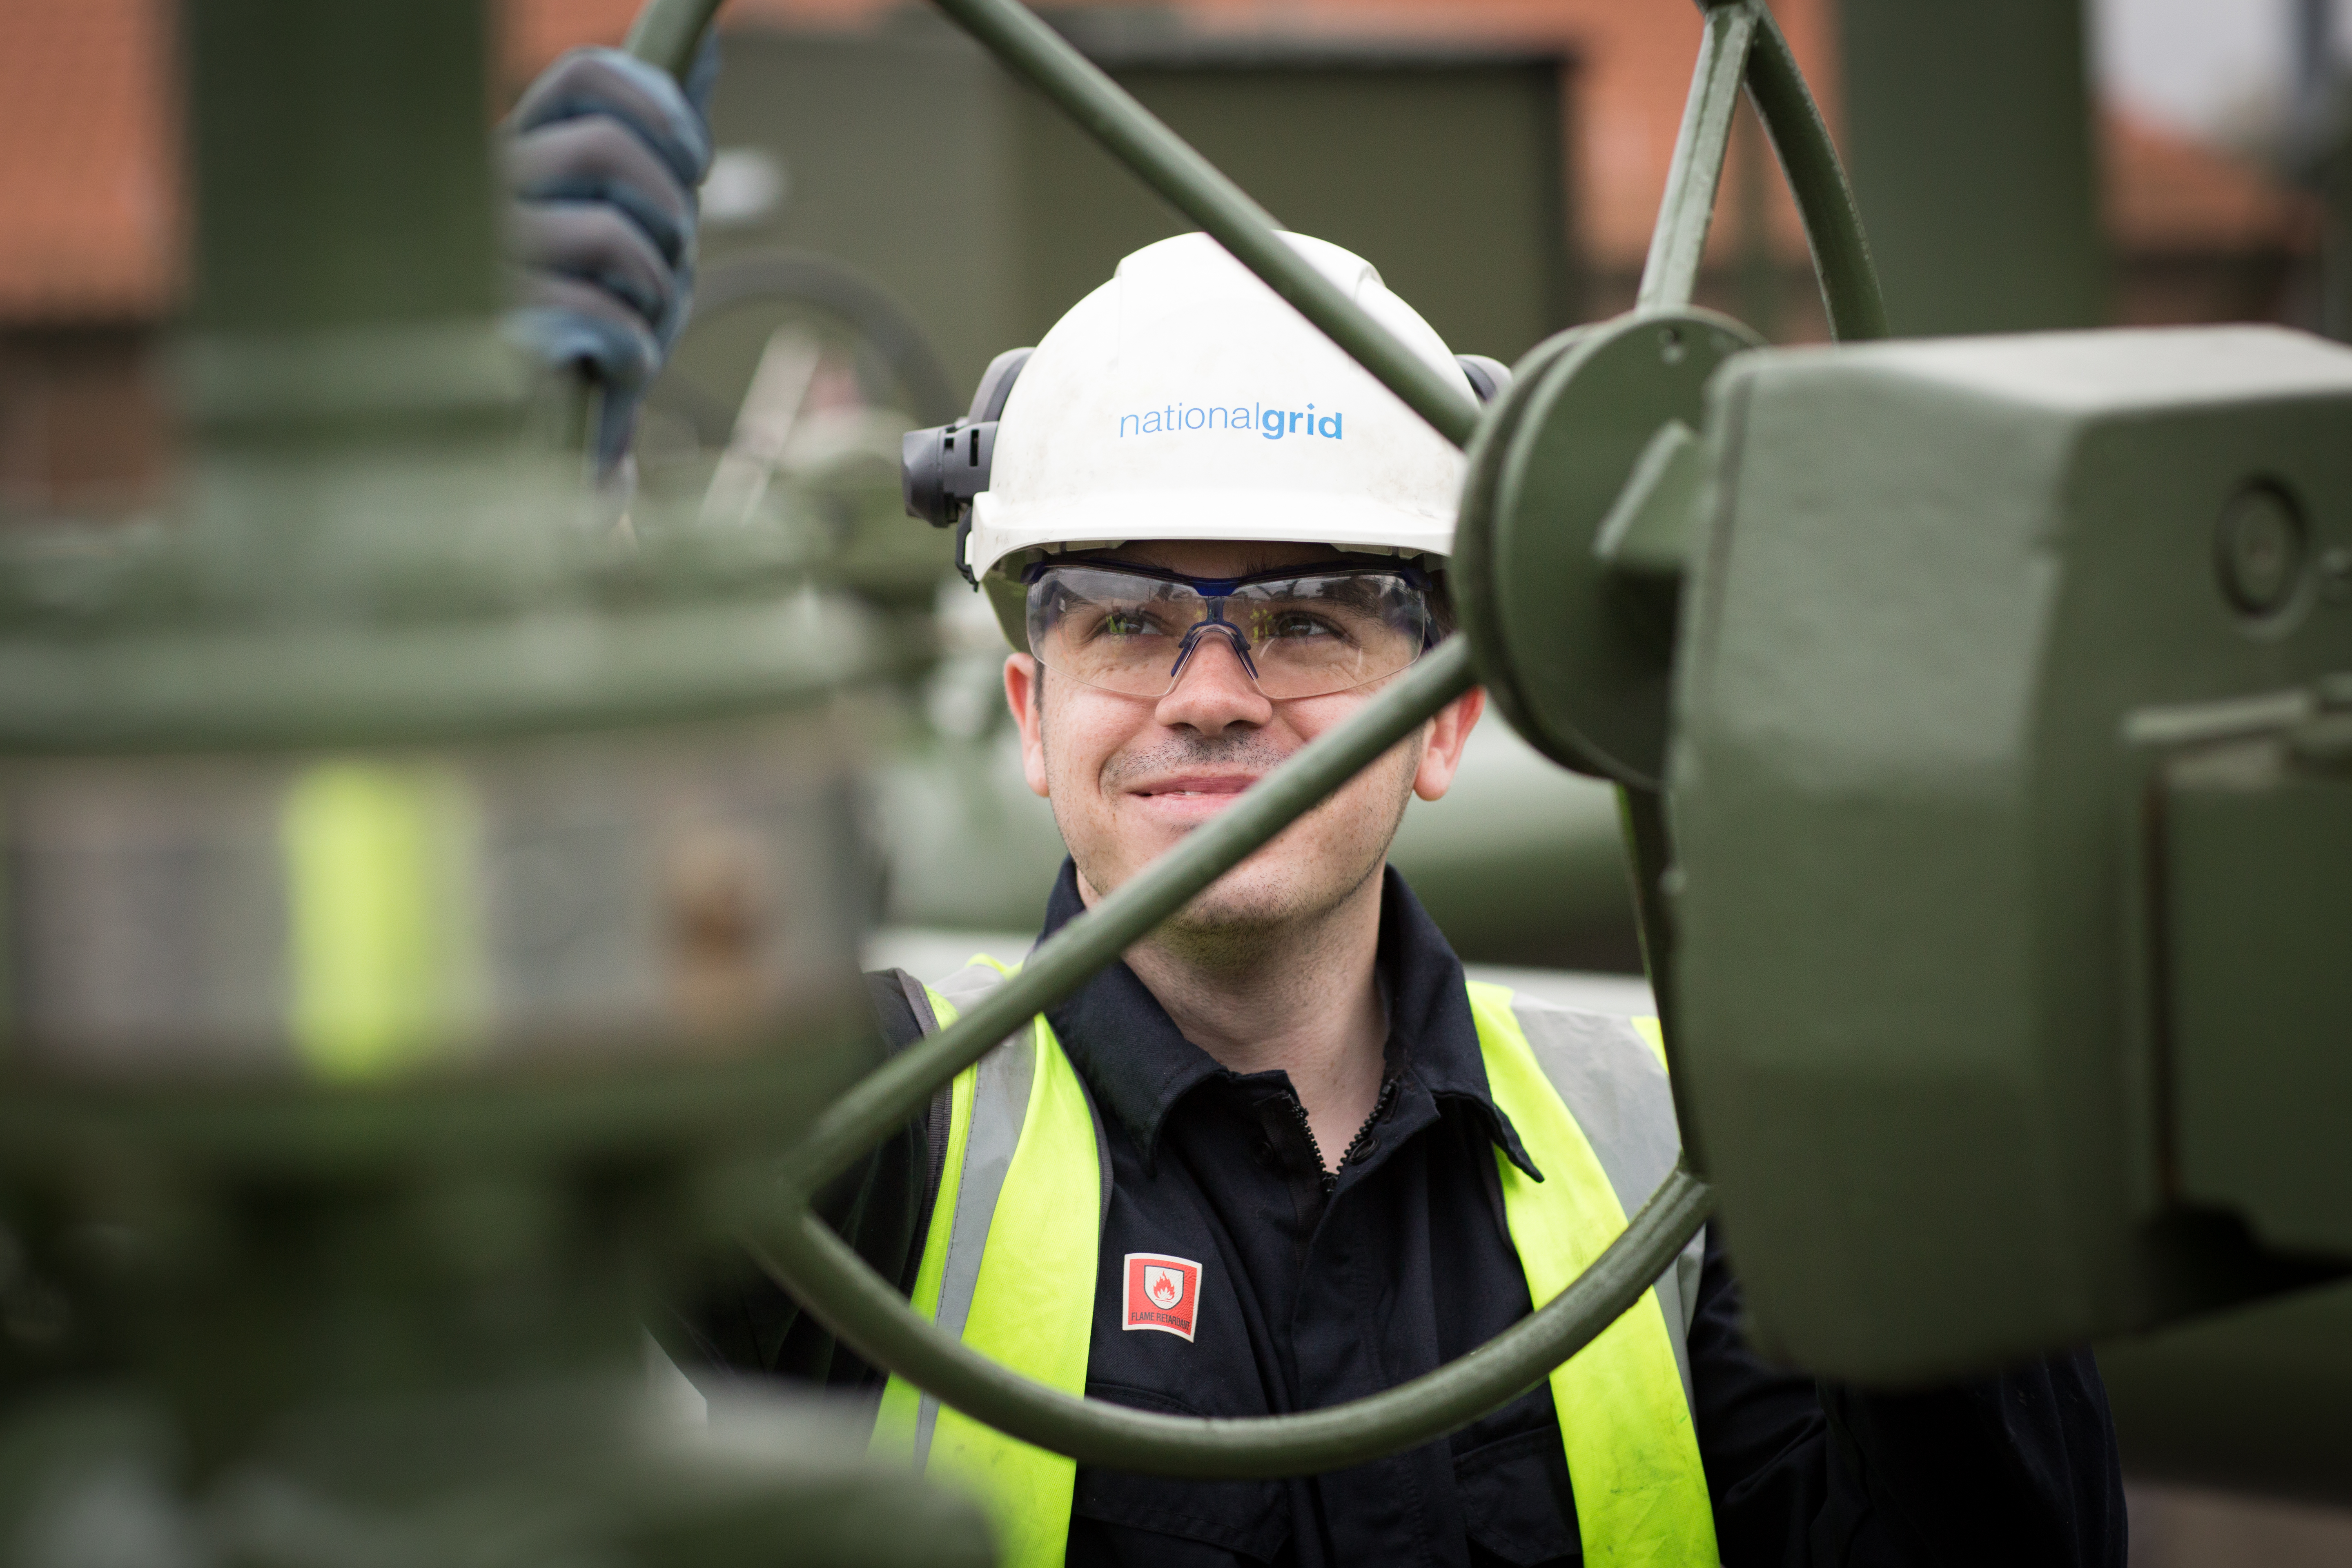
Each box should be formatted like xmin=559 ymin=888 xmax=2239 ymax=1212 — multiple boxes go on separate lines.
xmin=1155 ymin=627 xmax=1273 ymax=735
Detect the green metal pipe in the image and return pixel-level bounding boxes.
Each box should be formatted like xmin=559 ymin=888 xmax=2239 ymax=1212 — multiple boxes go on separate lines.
xmin=1639 ymin=2 xmax=1759 ymax=314
xmin=751 ymin=1160 xmax=1710 ymax=1478
xmin=929 ymin=0 xmax=1485 ymax=450
xmin=1742 ymin=7 xmax=1889 ymax=341
xmin=624 ymin=0 xmax=725 ymax=80
xmin=775 ymin=637 xmax=1477 ymax=1200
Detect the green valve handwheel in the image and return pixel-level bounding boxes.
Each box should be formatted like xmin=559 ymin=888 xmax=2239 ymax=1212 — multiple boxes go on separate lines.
xmin=646 ymin=0 xmax=1888 ymax=1480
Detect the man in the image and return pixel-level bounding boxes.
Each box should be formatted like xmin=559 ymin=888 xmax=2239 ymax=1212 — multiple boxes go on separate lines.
xmin=678 ymin=234 xmax=2126 ymax=1566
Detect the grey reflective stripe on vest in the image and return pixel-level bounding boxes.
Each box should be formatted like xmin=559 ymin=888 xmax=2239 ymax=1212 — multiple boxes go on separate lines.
xmin=911 ymin=964 xmax=1037 ymax=1471
xmin=1507 ymin=996 xmax=1707 ymax=1412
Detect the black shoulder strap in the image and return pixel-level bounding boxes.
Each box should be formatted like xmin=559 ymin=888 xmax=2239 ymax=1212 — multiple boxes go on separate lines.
xmin=876 ymin=968 xmax=954 ymax=1286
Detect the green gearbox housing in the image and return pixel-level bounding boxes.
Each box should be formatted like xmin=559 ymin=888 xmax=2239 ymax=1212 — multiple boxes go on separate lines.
xmin=1669 ymin=324 xmax=2352 ymax=1383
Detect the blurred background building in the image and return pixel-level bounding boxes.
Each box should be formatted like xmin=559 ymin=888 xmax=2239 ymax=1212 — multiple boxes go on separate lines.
xmin=2 ymin=0 xmax=2349 ymax=1555
xmin=1 ymin=0 xmax=2337 ymax=521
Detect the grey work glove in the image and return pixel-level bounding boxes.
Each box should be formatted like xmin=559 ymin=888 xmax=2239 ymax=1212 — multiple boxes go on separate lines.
xmin=503 ymin=40 xmax=718 ymax=477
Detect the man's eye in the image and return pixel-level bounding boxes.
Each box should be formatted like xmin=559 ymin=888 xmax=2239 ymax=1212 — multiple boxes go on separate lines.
xmin=1091 ymin=608 xmax=1157 ymax=638
xmin=1258 ymin=610 xmax=1343 ymax=640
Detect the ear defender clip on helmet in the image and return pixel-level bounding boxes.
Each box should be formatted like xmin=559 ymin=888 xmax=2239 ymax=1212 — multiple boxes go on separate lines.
xmin=902 ymin=346 xmax=1034 ymax=584
xmin=902 ymin=341 xmax=1510 ymax=588
xmin=1453 ymin=355 xmax=1511 ymax=406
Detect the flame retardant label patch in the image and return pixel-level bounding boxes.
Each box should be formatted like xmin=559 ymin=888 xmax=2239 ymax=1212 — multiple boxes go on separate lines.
xmin=1123 ymin=1252 xmax=1203 ymax=1341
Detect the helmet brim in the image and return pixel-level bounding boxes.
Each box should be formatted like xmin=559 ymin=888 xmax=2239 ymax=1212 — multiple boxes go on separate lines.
xmin=966 ymin=487 xmax=1453 ymax=586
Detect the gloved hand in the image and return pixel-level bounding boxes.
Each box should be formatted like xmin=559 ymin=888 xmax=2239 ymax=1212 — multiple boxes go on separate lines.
xmin=503 ymin=40 xmax=719 ymax=477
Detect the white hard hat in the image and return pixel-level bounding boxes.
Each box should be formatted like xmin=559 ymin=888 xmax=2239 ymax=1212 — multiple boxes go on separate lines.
xmin=963 ymin=232 xmax=1475 ymax=584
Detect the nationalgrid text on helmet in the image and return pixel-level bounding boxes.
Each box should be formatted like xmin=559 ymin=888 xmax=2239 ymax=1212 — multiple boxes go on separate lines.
xmin=1116 ymin=401 xmax=1345 ymax=441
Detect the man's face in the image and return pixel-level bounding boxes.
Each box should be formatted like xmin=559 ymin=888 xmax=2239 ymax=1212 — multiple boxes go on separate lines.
xmin=1004 ymin=540 xmax=1483 ymax=937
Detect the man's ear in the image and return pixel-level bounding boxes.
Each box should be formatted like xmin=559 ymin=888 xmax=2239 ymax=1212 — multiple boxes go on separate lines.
xmin=1412 ymin=685 xmax=1486 ymax=802
xmin=1005 ymin=653 xmax=1050 ymax=798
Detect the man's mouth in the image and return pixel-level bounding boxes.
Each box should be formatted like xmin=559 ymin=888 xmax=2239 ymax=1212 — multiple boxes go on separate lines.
xmin=1133 ymin=774 xmax=1256 ymax=799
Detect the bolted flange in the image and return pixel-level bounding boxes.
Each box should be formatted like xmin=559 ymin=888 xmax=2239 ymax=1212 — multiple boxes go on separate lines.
xmin=1453 ymin=309 xmax=1762 ymax=789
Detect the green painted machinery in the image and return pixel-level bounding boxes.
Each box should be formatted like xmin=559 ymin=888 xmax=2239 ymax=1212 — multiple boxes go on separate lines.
xmin=11 ymin=0 xmax=2352 ymax=1555
xmin=1671 ymin=325 xmax=2352 ymax=1376
xmin=1669 ymin=327 xmax=2352 ymax=1493
xmin=0 ymin=2 xmax=987 ymax=1564
xmin=708 ymin=0 xmax=2352 ymax=1507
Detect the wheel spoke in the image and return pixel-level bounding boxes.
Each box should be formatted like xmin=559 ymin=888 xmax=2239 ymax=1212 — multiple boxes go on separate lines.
xmin=1638 ymin=2 xmax=1760 ymax=313
xmin=932 ymin=0 xmax=1483 ymax=448
xmin=624 ymin=0 xmax=724 ymax=78
xmin=1742 ymin=8 xmax=1891 ymax=341
xmin=774 ymin=637 xmax=1479 ymax=1203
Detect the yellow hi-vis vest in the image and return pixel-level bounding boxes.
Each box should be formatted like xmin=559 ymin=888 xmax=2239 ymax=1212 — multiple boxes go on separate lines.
xmin=871 ymin=960 xmax=1717 ymax=1568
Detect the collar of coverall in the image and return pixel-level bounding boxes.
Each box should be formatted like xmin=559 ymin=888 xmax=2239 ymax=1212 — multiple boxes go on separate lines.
xmin=1035 ymin=859 xmax=1541 ymax=1182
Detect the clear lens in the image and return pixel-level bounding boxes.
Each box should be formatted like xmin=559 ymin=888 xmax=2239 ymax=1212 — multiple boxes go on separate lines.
xmin=1027 ymin=566 xmax=1430 ymax=700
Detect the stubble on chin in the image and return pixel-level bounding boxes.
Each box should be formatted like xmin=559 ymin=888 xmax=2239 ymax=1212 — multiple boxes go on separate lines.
xmin=1132 ymin=751 xmax=1421 ymax=970
xmin=1051 ymin=693 xmax=1427 ymax=962
xmin=1154 ymin=859 xmax=1377 ymax=968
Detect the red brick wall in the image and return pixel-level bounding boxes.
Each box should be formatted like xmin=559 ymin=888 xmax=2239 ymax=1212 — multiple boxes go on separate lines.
xmin=0 ymin=0 xmax=180 ymax=324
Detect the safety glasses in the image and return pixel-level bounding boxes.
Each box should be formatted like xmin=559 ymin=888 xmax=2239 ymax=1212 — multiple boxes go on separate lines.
xmin=1022 ymin=559 xmax=1435 ymax=701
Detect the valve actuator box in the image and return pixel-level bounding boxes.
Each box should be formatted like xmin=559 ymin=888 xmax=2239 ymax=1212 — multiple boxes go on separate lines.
xmin=1670 ymin=326 xmax=2352 ymax=1384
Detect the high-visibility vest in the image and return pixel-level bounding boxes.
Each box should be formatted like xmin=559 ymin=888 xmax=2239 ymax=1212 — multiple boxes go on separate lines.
xmin=871 ymin=959 xmax=1716 ymax=1568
